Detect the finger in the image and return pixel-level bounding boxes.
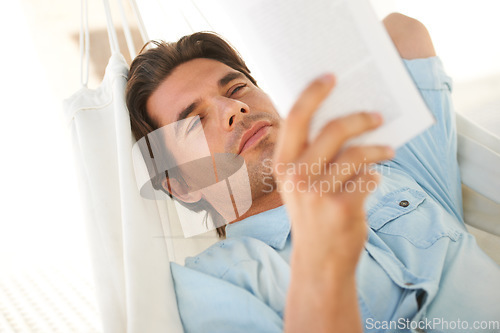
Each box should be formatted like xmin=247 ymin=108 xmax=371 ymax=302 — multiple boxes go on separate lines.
xmin=297 ymin=112 xmax=383 ymax=168
xmin=274 ymin=74 xmax=336 ymax=168
xmin=320 ymin=145 xmax=393 ymax=193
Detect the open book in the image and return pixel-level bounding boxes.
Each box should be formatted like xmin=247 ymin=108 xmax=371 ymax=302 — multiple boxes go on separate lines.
xmin=190 ymin=0 xmax=435 ymax=148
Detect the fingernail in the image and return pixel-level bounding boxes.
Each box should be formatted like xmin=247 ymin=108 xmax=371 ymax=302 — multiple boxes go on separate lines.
xmin=386 ymin=146 xmax=395 ymax=157
xmin=320 ymin=73 xmax=335 ymax=84
xmin=372 ymin=112 xmax=383 ymax=123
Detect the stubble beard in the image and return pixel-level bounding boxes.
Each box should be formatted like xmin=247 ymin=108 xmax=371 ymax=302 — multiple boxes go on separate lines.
xmin=245 ymin=135 xmax=277 ymax=201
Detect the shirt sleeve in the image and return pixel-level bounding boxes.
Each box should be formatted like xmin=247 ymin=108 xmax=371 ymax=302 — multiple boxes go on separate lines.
xmin=170 ymin=262 xmax=283 ymax=333
xmin=383 ymin=56 xmax=464 ymax=224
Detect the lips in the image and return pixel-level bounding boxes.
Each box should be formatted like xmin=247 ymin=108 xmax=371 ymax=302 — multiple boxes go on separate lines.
xmin=238 ymin=121 xmax=271 ymax=154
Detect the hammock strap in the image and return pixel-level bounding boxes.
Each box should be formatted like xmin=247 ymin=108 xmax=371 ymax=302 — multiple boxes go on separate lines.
xmin=79 ymin=0 xmax=90 ymax=87
xmin=103 ymin=0 xmax=120 ymax=55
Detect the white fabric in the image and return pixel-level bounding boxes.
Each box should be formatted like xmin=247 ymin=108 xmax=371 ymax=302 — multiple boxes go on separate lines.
xmin=65 ymin=1 xmax=221 ymax=330
xmin=456 ymin=113 xmax=500 ymax=236
xmin=64 ymin=54 xmax=183 ymax=333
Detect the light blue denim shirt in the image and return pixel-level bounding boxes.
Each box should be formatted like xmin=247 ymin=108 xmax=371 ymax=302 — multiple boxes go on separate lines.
xmin=170 ymin=57 xmax=500 ymax=333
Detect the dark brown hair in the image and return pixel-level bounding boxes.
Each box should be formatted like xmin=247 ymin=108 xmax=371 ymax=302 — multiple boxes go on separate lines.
xmin=126 ymin=32 xmax=257 ymax=238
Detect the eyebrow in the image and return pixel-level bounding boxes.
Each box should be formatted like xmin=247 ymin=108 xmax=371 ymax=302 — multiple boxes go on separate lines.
xmin=175 ymin=99 xmax=200 ymax=135
xmin=175 ymin=71 xmax=246 ymax=124
xmin=217 ymin=71 xmax=245 ymax=89
xmin=176 ymin=100 xmax=200 ymax=123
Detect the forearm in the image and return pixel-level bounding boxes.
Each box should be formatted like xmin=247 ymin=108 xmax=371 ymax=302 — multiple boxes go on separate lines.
xmin=274 ymin=74 xmax=389 ymax=333
xmin=284 ymin=257 xmax=362 ymax=333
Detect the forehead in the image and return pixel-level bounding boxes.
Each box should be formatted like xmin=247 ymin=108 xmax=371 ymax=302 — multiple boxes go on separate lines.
xmin=146 ymin=58 xmax=239 ymax=126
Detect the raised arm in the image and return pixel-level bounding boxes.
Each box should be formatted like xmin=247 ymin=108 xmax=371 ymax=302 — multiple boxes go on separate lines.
xmin=276 ymin=13 xmax=435 ymax=332
xmin=274 ymin=74 xmax=393 ymax=333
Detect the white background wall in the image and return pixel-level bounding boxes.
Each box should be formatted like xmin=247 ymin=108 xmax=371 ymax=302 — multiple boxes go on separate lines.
xmin=372 ymin=0 xmax=500 ymax=81
xmin=371 ymin=0 xmax=500 ymax=135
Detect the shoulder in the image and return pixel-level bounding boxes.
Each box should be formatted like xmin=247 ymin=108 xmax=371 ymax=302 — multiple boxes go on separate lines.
xmin=170 ymin=259 xmax=284 ymax=333
xmin=170 ymin=237 xmax=288 ymax=332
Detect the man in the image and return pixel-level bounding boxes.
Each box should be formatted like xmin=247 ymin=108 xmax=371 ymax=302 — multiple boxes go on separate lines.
xmin=126 ymin=13 xmax=500 ymax=332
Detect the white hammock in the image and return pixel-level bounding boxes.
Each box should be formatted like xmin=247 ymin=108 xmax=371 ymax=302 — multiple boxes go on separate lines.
xmin=65 ymin=1 xmax=187 ymax=331
xmin=64 ymin=0 xmax=500 ymax=332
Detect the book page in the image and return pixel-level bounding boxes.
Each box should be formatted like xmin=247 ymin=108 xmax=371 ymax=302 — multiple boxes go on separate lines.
xmin=191 ymin=0 xmax=435 ymax=148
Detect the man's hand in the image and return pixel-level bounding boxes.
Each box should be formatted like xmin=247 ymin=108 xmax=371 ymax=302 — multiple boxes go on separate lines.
xmin=275 ymin=74 xmax=394 ymax=333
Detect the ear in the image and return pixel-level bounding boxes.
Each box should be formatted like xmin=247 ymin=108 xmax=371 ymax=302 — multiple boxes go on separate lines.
xmin=161 ymin=177 xmax=202 ymax=203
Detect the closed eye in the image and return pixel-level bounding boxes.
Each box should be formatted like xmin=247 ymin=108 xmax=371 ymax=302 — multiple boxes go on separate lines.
xmin=230 ymin=84 xmax=247 ymax=96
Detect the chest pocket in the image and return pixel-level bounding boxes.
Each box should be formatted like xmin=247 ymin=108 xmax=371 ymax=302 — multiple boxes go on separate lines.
xmin=367 ymin=187 xmax=459 ymax=248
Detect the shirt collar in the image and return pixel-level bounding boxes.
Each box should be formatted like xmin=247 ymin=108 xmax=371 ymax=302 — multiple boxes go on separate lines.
xmin=225 ymin=205 xmax=291 ymax=250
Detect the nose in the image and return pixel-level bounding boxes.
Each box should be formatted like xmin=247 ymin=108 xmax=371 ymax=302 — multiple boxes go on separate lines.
xmin=214 ymin=96 xmax=249 ymax=131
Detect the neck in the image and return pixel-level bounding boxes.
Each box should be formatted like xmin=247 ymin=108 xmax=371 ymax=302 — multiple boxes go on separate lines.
xmin=231 ymin=189 xmax=283 ymax=223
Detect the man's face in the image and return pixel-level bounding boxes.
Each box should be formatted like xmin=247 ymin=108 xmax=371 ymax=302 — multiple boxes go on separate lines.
xmin=146 ymin=58 xmax=282 ymax=201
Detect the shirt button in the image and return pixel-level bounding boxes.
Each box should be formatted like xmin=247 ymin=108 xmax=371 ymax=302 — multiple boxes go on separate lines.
xmin=399 ymin=200 xmax=410 ymax=207
xmin=404 ymin=282 xmax=414 ymax=286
